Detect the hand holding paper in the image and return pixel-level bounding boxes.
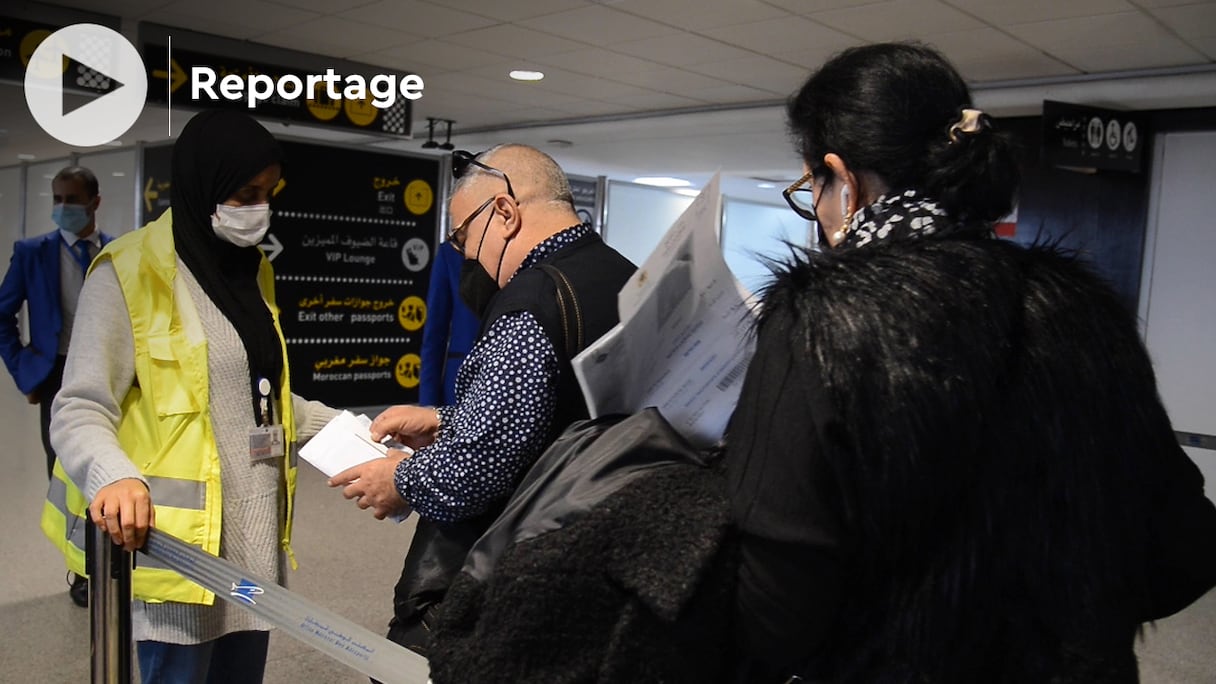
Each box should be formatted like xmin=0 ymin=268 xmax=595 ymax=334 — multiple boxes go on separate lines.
xmin=300 ymin=410 xmax=396 ymax=478
xmin=369 ymin=404 xmax=441 ymax=450
xmin=329 ymin=451 xmax=413 ymax=521
xmin=302 ymin=410 xmax=416 ymax=521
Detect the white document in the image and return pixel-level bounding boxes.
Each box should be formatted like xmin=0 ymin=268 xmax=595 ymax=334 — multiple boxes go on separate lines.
xmin=299 ymin=410 xmax=390 ymax=478
xmin=572 ymin=173 xmax=758 ymax=448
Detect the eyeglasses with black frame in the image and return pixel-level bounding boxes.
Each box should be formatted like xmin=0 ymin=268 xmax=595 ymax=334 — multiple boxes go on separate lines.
xmin=445 ymin=196 xmax=495 ymax=255
xmin=446 ymin=150 xmax=517 ymax=254
xmin=782 ymin=167 xmax=827 ymax=221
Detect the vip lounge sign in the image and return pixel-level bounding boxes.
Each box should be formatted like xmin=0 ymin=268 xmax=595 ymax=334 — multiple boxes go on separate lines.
xmin=270 ymin=141 xmax=439 ymax=407
xmin=1042 ymin=100 xmax=1146 ymax=173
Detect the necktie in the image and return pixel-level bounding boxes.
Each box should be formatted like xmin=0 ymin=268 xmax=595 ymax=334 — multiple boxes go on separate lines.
xmin=73 ymin=240 xmax=93 ymax=274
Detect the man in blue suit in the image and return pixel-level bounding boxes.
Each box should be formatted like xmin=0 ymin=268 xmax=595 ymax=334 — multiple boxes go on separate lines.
xmin=419 ymin=240 xmax=479 ymax=406
xmin=0 ymin=166 xmax=114 ymax=476
xmin=0 ymin=166 xmax=112 ymax=605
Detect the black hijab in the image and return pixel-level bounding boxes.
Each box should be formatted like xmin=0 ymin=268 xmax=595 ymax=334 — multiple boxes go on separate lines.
xmin=171 ymin=110 xmax=284 ymax=424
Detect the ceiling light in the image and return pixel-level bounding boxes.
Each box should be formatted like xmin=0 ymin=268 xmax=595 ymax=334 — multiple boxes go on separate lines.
xmin=509 ymin=70 xmax=544 ymax=82
xmin=112 ymin=171 xmax=126 ymax=177
xmin=756 ymin=182 xmax=775 ymax=189
xmin=674 ymin=188 xmax=700 ymax=197
xmin=633 ymin=176 xmax=691 ymax=188
xmin=17 ymin=153 xmax=35 ymax=161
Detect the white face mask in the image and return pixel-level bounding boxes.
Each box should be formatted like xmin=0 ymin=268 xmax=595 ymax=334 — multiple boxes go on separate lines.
xmin=212 ymin=203 xmax=271 ymax=247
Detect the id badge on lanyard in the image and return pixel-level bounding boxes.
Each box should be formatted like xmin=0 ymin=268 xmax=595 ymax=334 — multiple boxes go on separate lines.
xmin=249 ymin=376 xmax=285 ymax=461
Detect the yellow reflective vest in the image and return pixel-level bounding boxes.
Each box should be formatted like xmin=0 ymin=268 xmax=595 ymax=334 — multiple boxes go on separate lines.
xmin=41 ymin=209 xmax=298 ymax=605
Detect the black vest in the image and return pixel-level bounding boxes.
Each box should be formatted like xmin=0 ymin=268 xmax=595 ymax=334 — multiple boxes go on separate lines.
xmin=391 ymin=231 xmax=636 ymax=644
xmin=479 ymin=231 xmax=636 ymax=443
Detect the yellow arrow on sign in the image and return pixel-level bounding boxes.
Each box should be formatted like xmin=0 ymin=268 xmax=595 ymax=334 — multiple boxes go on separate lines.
xmin=273 ymin=178 xmax=286 ymax=197
xmin=151 ymin=58 xmax=187 ymax=93
xmin=144 ymin=177 xmax=159 ymax=214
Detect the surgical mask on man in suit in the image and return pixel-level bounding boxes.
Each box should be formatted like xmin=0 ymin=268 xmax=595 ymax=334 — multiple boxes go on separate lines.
xmin=52 ymin=204 xmax=91 ymax=235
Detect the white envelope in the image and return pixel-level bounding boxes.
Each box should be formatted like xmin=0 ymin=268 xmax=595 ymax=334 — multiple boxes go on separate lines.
xmin=299 ymin=410 xmax=390 ymax=478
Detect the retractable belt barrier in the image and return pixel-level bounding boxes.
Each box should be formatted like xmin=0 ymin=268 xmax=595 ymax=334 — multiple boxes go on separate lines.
xmin=134 ymin=528 xmax=431 ymax=684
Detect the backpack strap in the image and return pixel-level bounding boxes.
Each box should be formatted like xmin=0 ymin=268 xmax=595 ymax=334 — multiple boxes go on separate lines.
xmin=538 ymin=264 xmax=584 ymax=358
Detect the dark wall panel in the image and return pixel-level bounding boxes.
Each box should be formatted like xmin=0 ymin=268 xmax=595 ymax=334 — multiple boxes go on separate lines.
xmin=1000 ymin=116 xmax=1150 ymax=313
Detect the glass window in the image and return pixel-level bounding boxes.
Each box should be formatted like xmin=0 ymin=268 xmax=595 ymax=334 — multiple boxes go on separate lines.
xmin=75 ymin=148 xmax=138 ymax=237
xmin=0 ymin=166 xmax=22 ymax=247
xmin=602 ymin=181 xmax=694 ymax=266
xmin=721 ymin=197 xmax=813 ymax=297
xmin=24 ymin=158 xmax=72 ymax=238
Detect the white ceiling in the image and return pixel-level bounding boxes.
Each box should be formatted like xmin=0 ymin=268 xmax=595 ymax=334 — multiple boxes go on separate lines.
xmin=3 ymin=0 xmax=1215 ymax=201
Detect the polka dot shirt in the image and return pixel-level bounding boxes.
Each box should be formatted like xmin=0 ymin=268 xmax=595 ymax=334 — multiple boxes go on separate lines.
xmin=394 ymin=224 xmax=590 ymax=522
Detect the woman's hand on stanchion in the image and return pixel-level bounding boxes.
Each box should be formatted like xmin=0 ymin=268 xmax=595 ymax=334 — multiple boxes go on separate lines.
xmin=89 ymin=478 xmax=155 ymax=552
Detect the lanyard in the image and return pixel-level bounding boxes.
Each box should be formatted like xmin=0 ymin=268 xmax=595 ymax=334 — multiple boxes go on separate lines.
xmin=258 ymin=377 xmax=273 ymax=427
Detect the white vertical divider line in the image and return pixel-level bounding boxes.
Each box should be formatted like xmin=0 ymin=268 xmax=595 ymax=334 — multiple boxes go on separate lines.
xmin=167 ymin=36 xmax=172 ymax=136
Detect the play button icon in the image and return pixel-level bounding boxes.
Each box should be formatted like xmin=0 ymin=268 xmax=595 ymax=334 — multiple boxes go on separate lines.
xmin=24 ymin=24 xmax=147 ymax=147
xmin=61 ymin=64 xmax=126 ymax=117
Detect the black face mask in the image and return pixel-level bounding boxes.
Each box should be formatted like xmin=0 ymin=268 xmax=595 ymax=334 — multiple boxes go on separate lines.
xmin=459 ymin=258 xmax=499 ymax=317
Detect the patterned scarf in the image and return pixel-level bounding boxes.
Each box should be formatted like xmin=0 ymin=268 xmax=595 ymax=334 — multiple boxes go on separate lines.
xmin=842 ymin=188 xmax=967 ymax=249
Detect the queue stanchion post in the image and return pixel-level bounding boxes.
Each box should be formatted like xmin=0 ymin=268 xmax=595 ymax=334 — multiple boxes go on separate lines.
xmin=87 ymin=516 xmax=134 ymax=684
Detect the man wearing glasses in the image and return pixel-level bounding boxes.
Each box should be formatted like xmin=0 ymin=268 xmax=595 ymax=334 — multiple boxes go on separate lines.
xmin=330 ymin=144 xmax=636 ymax=653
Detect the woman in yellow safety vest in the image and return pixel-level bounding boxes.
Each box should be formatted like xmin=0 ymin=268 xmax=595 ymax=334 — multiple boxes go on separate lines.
xmin=43 ymin=110 xmax=338 ymax=683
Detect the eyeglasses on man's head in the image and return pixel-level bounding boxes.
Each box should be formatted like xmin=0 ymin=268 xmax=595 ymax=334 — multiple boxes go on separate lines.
xmin=446 ymin=150 xmax=521 ymax=255
xmin=451 ymin=149 xmax=515 ymax=199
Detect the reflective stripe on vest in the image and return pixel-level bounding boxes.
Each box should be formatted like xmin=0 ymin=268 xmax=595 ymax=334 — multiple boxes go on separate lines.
xmin=45 ymin=472 xmax=88 ymax=561
xmin=146 ymin=476 xmax=207 ymax=511
xmin=49 ymin=469 xmax=211 ymax=577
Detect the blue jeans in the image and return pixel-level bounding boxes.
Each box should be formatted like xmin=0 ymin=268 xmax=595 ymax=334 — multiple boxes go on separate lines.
xmin=137 ymin=631 xmax=269 ymax=684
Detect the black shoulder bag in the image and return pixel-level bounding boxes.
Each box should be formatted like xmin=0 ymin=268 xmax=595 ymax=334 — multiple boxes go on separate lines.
xmin=383 ymin=264 xmax=585 ymax=658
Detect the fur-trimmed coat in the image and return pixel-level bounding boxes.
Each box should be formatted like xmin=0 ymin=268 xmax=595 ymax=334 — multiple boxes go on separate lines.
xmin=728 ymin=236 xmax=1216 ymax=683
